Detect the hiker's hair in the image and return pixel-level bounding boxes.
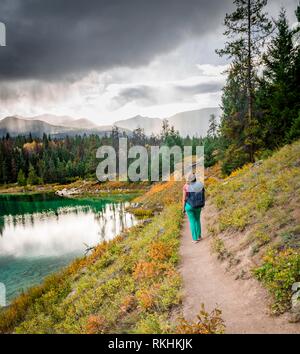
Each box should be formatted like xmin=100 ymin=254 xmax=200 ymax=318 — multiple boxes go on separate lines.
xmin=187 ymin=172 xmax=197 ymax=184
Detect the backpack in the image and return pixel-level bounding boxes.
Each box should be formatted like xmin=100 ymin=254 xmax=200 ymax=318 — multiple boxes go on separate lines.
xmin=186 ymin=182 xmax=205 ymax=208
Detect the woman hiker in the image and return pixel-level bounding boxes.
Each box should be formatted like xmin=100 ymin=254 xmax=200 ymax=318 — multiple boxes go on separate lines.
xmin=182 ymin=172 xmax=205 ymax=244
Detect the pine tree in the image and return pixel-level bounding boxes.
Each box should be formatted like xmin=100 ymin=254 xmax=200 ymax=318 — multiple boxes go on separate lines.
xmin=17 ymin=169 xmax=27 ymax=186
xmin=217 ymin=0 xmax=273 ymax=161
xmin=207 ymin=114 xmax=218 ymax=138
xmin=27 ymin=164 xmax=39 ymax=185
xmin=258 ymin=7 xmax=300 ymax=146
xmin=160 ymin=119 xmax=170 ymax=141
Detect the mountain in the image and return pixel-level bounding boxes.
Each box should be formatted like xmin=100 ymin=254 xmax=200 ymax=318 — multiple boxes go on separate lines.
xmin=114 ymin=115 xmax=162 ymax=135
xmin=168 ymin=108 xmax=221 ymax=137
xmin=0 ymin=116 xmax=70 ymax=137
xmin=0 ymin=107 xmax=221 ymax=138
xmin=114 ymin=107 xmax=221 ymax=137
xmin=64 ymin=118 xmax=99 ymax=129
xmin=26 ymin=114 xmax=99 ymax=130
xmin=0 ymin=116 xmax=117 ymax=138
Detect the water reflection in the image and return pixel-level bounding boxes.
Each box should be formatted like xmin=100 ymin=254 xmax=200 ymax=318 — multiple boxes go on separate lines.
xmin=0 ymin=203 xmax=135 ymax=258
xmin=0 ymin=193 xmax=137 ymax=301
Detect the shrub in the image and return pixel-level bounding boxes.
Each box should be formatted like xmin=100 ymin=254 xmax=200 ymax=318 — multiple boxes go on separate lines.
xmin=134 ymin=313 xmax=168 ymax=334
xmin=129 ymin=208 xmax=154 ymax=219
xmin=219 ymin=207 xmax=249 ymax=231
xmin=253 ymin=230 xmax=271 ymax=247
xmin=256 ymin=192 xmax=273 ymax=212
xmin=253 ymin=248 xmax=300 ymax=313
xmin=148 ymin=241 xmax=171 ymax=261
xmin=119 ymin=295 xmax=136 ymax=314
xmin=133 ymin=261 xmax=164 ymax=280
xmin=136 ymin=289 xmax=156 ymax=310
xmin=176 ymin=304 xmax=225 ymax=334
xmin=85 ymin=315 xmax=108 ymax=334
xmin=211 ymin=237 xmax=231 ymax=260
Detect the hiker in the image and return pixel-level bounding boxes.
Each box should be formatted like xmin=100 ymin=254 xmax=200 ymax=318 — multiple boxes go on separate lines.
xmin=182 ymin=173 xmax=205 ymax=243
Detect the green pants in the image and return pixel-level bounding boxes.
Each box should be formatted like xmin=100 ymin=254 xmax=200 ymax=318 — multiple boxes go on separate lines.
xmin=185 ymin=203 xmax=202 ymax=241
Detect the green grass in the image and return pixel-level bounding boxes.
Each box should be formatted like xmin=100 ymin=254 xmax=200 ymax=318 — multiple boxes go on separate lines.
xmin=254 ymin=249 xmax=300 ymax=314
xmin=207 ymin=140 xmax=300 ymax=313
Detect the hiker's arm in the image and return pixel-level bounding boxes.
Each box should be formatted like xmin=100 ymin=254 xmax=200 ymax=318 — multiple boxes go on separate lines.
xmin=182 ymin=188 xmax=186 ymax=213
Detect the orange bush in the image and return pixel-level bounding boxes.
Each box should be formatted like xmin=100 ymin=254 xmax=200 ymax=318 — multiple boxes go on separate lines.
xmin=85 ymin=315 xmax=108 ymax=334
xmin=176 ymin=304 xmax=225 ymax=334
xmin=148 ymin=241 xmax=170 ymax=261
xmin=133 ymin=261 xmax=165 ymax=280
xmin=136 ymin=290 xmax=155 ymax=310
xmin=119 ymin=295 xmax=136 ymax=314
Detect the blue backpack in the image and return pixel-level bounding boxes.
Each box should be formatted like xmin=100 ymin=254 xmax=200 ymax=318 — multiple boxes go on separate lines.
xmin=186 ymin=182 xmax=205 ymax=208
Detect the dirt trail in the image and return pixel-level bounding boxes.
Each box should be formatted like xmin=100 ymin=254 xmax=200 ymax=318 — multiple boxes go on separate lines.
xmin=179 ymin=210 xmax=300 ymax=334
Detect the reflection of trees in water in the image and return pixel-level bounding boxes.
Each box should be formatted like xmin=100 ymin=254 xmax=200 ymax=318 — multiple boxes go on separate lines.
xmin=1 ymin=195 xmax=138 ymax=243
xmin=99 ymin=220 xmax=107 ymax=241
xmin=30 ymin=214 xmax=34 ymax=228
xmin=93 ymin=202 xmax=138 ymax=242
xmin=2 ymin=204 xmax=102 ymax=229
xmin=0 ymin=217 xmax=4 ymax=236
xmin=0 ymin=193 xmax=113 ymax=218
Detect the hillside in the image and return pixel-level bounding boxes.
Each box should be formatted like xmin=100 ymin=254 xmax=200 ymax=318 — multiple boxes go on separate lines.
xmin=0 ymin=141 xmax=299 ymax=333
xmin=207 ymin=140 xmax=300 ymax=315
xmin=115 ymin=108 xmax=221 ymax=137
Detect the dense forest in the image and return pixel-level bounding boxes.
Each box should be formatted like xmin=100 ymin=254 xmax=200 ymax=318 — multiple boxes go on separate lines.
xmin=0 ymin=1 xmax=299 ymax=185
xmin=0 ymin=124 xmax=216 ymax=185
xmin=216 ymin=1 xmax=300 ymax=174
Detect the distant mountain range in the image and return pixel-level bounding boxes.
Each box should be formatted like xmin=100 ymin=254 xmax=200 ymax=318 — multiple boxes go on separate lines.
xmin=114 ymin=108 xmax=221 ymax=137
xmin=0 ymin=115 xmax=123 ymax=138
xmin=25 ymin=114 xmax=100 ymax=129
xmin=0 ymin=108 xmax=220 ymax=138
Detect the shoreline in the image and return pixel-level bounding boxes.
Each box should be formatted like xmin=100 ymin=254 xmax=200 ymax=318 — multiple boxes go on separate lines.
xmin=0 ymin=179 xmax=149 ymax=199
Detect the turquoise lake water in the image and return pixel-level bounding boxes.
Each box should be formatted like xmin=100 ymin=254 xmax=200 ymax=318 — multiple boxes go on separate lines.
xmin=0 ymin=193 xmax=137 ymax=303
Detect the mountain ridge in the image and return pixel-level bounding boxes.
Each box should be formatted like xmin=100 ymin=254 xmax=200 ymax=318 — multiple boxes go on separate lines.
xmin=0 ymin=107 xmax=221 ymax=138
xmin=114 ymin=107 xmax=221 ymax=136
xmin=0 ymin=116 xmax=117 ymax=138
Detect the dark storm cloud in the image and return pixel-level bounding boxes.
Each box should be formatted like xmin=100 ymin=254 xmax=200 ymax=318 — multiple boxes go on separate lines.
xmin=0 ymin=0 xmax=233 ymax=80
xmin=111 ymin=81 xmax=224 ymax=109
xmin=175 ymin=82 xmax=223 ymax=95
xmin=114 ymin=86 xmax=156 ymax=107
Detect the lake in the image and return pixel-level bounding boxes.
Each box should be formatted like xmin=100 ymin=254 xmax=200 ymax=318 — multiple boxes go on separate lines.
xmin=0 ymin=193 xmax=138 ymax=303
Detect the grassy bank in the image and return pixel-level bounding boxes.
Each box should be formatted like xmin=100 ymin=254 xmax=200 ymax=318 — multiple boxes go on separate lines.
xmin=207 ymin=140 xmax=300 ymax=314
xmin=0 ymin=177 xmax=187 ymax=333
xmin=0 ymin=204 xmax=183 ymax=333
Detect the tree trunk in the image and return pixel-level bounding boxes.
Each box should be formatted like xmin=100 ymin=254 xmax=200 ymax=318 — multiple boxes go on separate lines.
xmin=247 ymin=0 xmax=254 ymax=162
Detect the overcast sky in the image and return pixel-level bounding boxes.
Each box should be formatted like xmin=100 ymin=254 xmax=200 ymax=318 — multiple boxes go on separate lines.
xmin=0 ymin=0 xmax=298 ymax=124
